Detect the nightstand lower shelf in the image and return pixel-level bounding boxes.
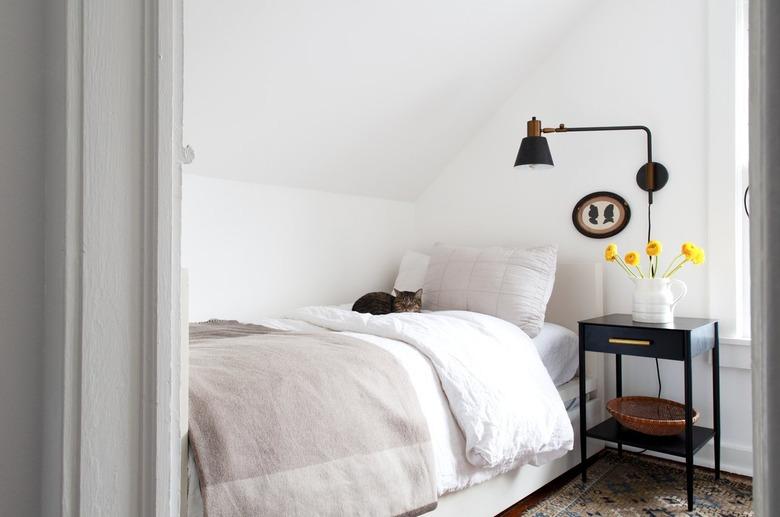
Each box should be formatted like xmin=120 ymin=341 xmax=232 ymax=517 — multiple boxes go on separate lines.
xmin=586 ymin=417 xmax=715 ymax=457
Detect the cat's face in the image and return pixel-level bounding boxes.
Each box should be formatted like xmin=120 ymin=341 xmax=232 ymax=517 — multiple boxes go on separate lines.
xmin=392 ymin=289 xmax=423 ymax=313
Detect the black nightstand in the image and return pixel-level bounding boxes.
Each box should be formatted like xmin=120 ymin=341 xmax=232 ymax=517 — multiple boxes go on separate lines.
xmin=578 ymin=314 xmax=720 ymax=512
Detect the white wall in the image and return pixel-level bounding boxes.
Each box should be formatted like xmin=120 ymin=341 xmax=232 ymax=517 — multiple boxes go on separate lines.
xmin=183 ymin=0 xmax=592 ymax=201
xmin=0 ymin=0 xmax=44 ymax=514
xmin=414 ymin=0 xmax=753 ymax=474
xmin=182 ymin=174 xmax=414 ymax=321
xmin=182 ymin=0 xmax=752 ymax=476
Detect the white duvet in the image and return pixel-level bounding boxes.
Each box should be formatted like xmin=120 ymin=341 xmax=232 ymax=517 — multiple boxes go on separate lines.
xmin=290 ymin=307 xmax=574 ymax=471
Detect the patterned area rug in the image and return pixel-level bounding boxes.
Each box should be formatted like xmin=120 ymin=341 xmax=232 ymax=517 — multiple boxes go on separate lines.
xmin=524 ymin=450 xmax=752 ymax=516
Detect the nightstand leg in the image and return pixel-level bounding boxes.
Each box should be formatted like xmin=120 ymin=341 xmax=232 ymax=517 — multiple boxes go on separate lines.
xmin=579 ymin=324 xmax=587 ymax=483
xmin=684 ymin=351 xmax=694 ymax=511
xmin=615 ymin=354 xmax=622 ymax=457
xmin=713 ymin=323 xmax=721 ymax=480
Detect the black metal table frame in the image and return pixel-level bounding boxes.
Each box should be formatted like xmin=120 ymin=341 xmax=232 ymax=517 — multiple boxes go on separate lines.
xmin=578 ymin=317 xmax=721 ymax=512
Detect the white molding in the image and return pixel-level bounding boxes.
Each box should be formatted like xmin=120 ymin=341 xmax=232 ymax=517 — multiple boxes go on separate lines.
xmin=749 ymin=0 xmax=780 ymax=511
xmin=620 ymin=440 xmax=753 ymax=477
xmin=705 ymin=0 xmax=742 ymax=337
xmin=717 ymin=337 xmax=751 ymax=370
xmin=49 ymin=0 xmax=176 ymax=515
xmin=147 ymin=0 xmax=183 ymax=514
xmin=61 ymin=0 xmax=85 ymax=514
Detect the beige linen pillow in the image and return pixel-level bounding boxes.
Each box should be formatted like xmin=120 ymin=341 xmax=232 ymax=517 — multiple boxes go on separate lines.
xmin=422 ymin=245 xmax=557 ymax=338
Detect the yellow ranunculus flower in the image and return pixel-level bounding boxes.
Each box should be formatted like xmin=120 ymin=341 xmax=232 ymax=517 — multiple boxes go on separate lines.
xmin=646 ymin=240 xmax=662 ymax=256
xmin=692 ymin=248 xmax=706 ymax=265
xmin=624 ymin=251 xmax=640 ymax=266
xmin=681 ymin=242 xmax=697 ymax=259
xmin=604 ymin=244 xmax=618 ymax=262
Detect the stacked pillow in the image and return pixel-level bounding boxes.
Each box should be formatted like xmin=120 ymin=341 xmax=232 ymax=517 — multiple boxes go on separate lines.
xmin=393 ymin=245 xmax=557 ymax=338
xmin=392 ymin=250 xmax=431 ymax=292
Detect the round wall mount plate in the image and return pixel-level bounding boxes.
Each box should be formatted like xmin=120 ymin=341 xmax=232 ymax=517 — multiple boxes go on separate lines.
xmin=636 ymin=161 xmax=669 ymax=192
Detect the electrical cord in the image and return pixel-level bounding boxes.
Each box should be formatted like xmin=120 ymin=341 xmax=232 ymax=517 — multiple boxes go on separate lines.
xmin=648 ymin=200 xmax=662 ymax=399
xmin=647 ymin=203 xmax=652 ymax=244
xmin=629 ymin=360 xmax=661 ymax=456
xmin=629 ymin=202 xmax=661 ymax=456
xmin=648 ymin=201 xmax=662 ymax=399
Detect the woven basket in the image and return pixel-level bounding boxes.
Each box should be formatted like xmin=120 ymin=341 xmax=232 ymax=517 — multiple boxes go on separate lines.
xmin=606 ymin=396 xmax=699 ymax=436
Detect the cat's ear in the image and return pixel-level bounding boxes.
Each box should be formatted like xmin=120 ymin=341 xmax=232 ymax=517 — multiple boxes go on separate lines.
xmin=392 ymin=288 xmax=399 ymax=296
xmin=414 ymin=288 xmax=423 ymax=300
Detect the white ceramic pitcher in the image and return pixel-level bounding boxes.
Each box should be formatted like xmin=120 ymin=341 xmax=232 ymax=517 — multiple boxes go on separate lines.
xmin=632 ymin=278 xmax=687 ymax=324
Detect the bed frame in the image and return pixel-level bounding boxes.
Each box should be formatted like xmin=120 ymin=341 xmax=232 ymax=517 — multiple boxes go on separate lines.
xmin=179 ymin=263 xmax=606 ymax=517
xmin=430 ymin=262 xmax=606 ymax=516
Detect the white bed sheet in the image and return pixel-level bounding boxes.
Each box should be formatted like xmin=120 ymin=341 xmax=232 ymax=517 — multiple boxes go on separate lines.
xmin=187 ymin=314 xmax=579 ymax=515
xmin=249 ymin=315 xmax=580 ymax=389
xmin=532 ymin=322 xmax=580 ymax=387
xmin=338 ymin=330 xmax=514 ymax=493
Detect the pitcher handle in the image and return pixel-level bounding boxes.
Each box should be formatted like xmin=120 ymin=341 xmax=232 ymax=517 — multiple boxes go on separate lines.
xmin=670 ymin=279 xmax=688 ymax=311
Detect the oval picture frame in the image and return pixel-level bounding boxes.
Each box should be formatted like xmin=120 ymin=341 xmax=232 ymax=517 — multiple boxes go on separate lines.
xmin=572 ymin=191 xmax=631 ymax=239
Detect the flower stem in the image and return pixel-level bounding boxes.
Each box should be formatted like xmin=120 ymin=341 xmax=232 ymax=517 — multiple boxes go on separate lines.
xmin=635 ymin=265 xmax=645 ymax=278
xmin=662 ymin=254 xmax=685 ymax=278
xmin=614 ymin=256 xmax=637 ymax=278
xmin=665 ymin=259 xmax=689 ymax=278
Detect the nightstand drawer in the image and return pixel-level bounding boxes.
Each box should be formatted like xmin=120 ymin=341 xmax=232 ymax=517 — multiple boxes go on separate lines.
xmin=582 ymin=325 xmax=685 ymax=360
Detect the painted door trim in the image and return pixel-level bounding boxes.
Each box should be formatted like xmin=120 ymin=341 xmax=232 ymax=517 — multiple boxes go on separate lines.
xmin=49 ymin=0 xmax=180 ymax=515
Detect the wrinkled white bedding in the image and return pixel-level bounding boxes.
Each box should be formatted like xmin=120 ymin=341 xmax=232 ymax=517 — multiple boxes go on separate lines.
xmin=246 ymin=313 xmax=579 ymax=388
xmin=290 ymin=307 xmax=574 ymax=471
xmin=188 ymin=309 xmax=577 ymax=515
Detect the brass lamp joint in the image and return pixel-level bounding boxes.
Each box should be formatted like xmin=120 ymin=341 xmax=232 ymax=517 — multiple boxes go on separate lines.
xmin=527 ymin=117 xmax=542 ymax=137
xmin=543 ymin=124 xmax=568 ymax=133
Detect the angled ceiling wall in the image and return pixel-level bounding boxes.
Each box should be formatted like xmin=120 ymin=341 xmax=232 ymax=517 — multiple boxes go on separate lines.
xmin=184 ymin=0 xmax=592 ymax=201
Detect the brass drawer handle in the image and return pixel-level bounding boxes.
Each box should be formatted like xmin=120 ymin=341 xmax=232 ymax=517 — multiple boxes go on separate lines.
xmin=609 ymin=338 xmax=652 ymax=346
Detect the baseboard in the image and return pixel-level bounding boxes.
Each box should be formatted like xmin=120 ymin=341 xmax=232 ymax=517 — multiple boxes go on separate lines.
xmin=617 ymin=440 xmax=753 ymax=477
xmin=497 ymin=449 xmax=610 ymax=516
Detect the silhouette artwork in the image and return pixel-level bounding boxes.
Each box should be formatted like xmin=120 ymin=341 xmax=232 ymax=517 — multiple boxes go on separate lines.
xmin=572 ymin=192 xmax=631 ymax=239
xmin=603 ymin=204 xmax=615 ymax=223
xmin=588 ymin=205 xmax=599 ymax=225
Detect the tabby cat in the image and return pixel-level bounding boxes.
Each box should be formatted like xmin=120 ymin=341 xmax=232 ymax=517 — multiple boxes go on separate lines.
xmin=352 ymin=289 xmax=423 ymax=315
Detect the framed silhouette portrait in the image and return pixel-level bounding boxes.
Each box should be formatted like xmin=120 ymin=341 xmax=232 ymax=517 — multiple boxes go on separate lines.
xmin=571 ymin=191 xmax=631 ymax=239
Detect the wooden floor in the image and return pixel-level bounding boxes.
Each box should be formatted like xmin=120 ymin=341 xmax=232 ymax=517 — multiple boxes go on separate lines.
xmin=496 ymin=449 xmax=607 ymax=516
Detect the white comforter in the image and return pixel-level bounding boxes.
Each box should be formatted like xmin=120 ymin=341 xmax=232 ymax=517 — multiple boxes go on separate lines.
xmin=290 ymin=307 xmax=574 ymax=471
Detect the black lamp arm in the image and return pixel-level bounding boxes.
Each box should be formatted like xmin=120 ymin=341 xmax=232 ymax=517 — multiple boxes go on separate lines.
xmin=543 ymin=124 xmax=652 ymax=163
xmin=542 ymin=124 xmax=658 ymax=204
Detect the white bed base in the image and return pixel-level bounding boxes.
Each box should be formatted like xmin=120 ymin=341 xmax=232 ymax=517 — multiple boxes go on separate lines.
xmin=432 ymin=399 xmax=602 ymax=516
xmin=429 ymin=262 xmax=607 ymax=516
xmin=179 ymin=263 xmax=606 ymax=517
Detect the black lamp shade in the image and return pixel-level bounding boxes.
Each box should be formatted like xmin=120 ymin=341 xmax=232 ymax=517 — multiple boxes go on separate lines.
xmin=514 ymin=136 xmax=554 ymax=169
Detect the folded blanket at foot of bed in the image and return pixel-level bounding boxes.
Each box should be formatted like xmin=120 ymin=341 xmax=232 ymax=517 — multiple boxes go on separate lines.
xmin=188 ymin=322 xmax=437 ymax=517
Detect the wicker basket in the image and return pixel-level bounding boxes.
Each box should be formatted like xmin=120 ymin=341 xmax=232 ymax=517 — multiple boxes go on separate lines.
xmin=606 ymin=396 xmax=699 ymax=436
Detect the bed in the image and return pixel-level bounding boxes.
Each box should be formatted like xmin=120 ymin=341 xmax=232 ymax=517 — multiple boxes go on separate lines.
xmin=180 ymin=262 xmax=606 ymax=517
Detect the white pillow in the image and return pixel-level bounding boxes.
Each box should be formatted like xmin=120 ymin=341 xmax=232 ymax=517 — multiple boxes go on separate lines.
xmin=533 ymin=323 xmax=579 ymax=386
xmin=422 ymin=245 xmax=557 ymax=338
xmin=393 ymin=250 xmax=431 ymax=292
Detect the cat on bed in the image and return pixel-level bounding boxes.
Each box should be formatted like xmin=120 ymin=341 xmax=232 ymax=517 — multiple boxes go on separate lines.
xmin=352 ymin=289 xmax=422 ymax=315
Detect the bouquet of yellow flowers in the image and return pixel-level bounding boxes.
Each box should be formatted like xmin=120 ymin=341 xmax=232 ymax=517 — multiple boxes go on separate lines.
xmin=604 ymin=240 xmax=705 ymax=279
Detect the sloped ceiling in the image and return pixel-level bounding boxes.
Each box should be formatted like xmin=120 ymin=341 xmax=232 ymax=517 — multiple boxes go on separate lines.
xmin=184 ymin=0 xmax=591 ymax=201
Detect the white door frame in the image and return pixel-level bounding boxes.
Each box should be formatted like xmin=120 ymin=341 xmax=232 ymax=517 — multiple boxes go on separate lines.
xmin=150 ymin=0 xmax=184 ymax=515
xmin=48 ymin=0 xmax=780 ymax=514
xmin=46 ymin=0 xmax=182 ymax=515
xmin=750 ymin=0 xmax=780 ymax=513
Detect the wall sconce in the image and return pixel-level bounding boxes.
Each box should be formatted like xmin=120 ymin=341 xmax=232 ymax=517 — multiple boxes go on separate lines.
xmin=514 ymin=117 xmax=669 ymax=206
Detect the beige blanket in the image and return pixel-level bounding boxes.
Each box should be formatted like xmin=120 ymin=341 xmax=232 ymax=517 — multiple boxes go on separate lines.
xmin=189 ymin=322 xmax=437 ymax=517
